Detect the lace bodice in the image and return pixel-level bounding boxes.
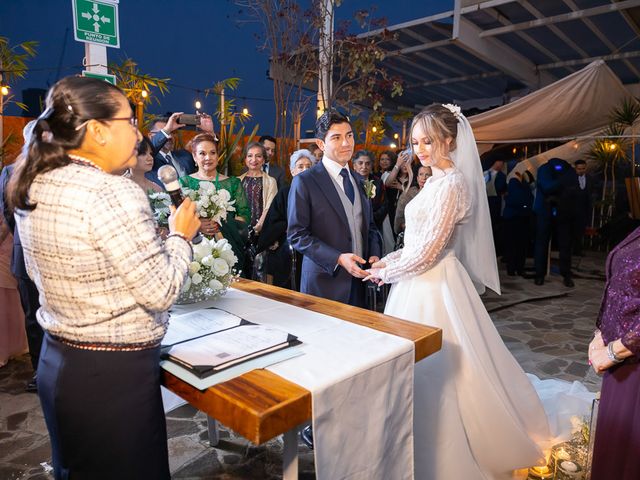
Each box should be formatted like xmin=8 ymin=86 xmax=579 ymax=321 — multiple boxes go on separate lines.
xmin=379 ymin=168 xmax=471 ymax=284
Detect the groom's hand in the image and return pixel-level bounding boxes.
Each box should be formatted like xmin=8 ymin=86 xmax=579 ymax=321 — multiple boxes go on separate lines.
xmin=337 ymin=253 xmax=367 ymax=278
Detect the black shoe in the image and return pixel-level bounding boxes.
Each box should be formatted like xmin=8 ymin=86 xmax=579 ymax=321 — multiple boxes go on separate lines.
xmin=300 ymin=425 xmax=314 ymax=449
xmin=507 ymin=270 xmax=517 ymax=277
xmin=25 ymin=373 xmax=37 ymax=393
xmin=534 ymin=277 xmax=544 ymax=286
xmin=563 ymin=277 xmax=575 ymax=288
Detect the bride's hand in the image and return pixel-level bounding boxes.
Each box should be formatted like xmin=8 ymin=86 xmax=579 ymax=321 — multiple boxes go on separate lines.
xmin=370 ymin=260 xmax=386 ymax=269
xmin=363 ymin=268 xmax=385 ymax=286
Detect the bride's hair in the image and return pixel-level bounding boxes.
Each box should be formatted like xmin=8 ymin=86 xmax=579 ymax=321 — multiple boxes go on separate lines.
xmin=410 ymin=104 xmax=459 ymax=164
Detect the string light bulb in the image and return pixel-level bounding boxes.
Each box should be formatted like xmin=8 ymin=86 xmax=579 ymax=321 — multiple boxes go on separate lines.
xmin=242 ymin=107 xmax=249 ymax=116
xmin=390 ymin=142 xmax=397 ymax=149
xmin=393 ymin=133 xmax=399 ymax=139
xmin=0 ymin=86 xmax=9 ymax=96
xmin=195 ymin=100 xmax=202 ymax=110
xmin=372 ymin=126 xmax=377 ymax=133
xmin=140 ymin=90 xmax=148 ymax=99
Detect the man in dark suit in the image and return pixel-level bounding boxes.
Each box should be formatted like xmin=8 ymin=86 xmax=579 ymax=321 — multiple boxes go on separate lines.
xmin=1 ymin=164 xmax=43 ymax=392
xmin=145 ymin=113 xmax=197 ymax=187
xmin=533 ymin=157 xmax=578 ymax=287
xmin=259 ymin=135 xmax=287 ymax=189
xmin=574 ymin=159 xmax=593 ymax=255
xmin=288 ymin=111 xmax=382 ymax=307
xmin=287 ymin=110 xmax=382 ymax=450
xmin=483 ymin=159 xmax=507 ymax=254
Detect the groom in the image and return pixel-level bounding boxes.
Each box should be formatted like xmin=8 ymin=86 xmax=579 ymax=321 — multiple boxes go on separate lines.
xmin=288 ymin=110 xmax=382 ymax=308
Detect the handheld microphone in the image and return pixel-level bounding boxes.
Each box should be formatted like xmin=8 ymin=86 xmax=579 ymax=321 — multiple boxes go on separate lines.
xmin=157 ymin=165 xmax=203 ymax=244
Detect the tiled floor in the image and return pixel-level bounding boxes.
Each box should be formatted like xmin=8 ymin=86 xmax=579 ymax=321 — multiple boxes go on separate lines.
xmin=0 ymin=253 xmax=606 ymax=479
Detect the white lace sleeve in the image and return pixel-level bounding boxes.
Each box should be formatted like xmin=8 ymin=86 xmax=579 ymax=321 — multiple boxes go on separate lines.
xmin=378 ymin=174 xmax=468 ymax=284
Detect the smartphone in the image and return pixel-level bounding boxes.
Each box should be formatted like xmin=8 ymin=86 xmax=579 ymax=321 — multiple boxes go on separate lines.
xmin=399 ymin=149 xmax=412 ymax=161
xmin=177 ymin=114 xmax=201 ymax=126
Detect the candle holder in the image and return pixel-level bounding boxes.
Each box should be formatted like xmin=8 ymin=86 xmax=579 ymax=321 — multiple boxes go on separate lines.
xmin=556 ymin=460 xmax=584 ymax=479
xmin=527 ymin=465 xmax=553 ymax=480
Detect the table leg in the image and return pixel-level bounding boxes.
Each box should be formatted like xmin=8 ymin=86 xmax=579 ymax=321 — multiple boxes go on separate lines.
xmin=207 ymin=417 xmax=220 ymax=447
xmin=282 ymin=426 xmax=299 ymax=480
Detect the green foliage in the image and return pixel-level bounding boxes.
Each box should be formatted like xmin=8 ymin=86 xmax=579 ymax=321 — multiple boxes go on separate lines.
xmin=610 ymin=98 xmax=640 ymax=127
xmin=108 ymin=58 xmax=170 ymax=105
xmin=205 ymin=78 xmax=251 ymax=126
xmin=588 ymin=124 xmax=628 ymax=167
xmin=0 ymin=36 xmax=38 ymax=83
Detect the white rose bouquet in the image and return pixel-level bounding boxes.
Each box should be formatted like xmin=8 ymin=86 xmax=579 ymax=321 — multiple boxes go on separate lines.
xmin=183 ymin=182 xmax=236 ymax=225
xmin=147 ymin=190 xmax=172 ymax=227
xmin=177 ymin=237 xmax=238 ymax=304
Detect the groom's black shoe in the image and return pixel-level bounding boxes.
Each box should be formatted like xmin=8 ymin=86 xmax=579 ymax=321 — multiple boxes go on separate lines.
xmin=563 ymin=276 xmax=575 ymax=288
xmin=300 ymin=425 xmax=314 ymax=449
xmin=534 ymin=277 xmax=544 ymax=286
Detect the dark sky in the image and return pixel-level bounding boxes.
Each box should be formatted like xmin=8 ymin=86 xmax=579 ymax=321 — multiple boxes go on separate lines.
xmin=1 ymin=0 xmax=452 ymax=137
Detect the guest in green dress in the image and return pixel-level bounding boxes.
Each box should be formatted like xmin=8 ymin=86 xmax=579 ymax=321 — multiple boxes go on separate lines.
xmin=179 ymin=133 xmax=250 ymax=270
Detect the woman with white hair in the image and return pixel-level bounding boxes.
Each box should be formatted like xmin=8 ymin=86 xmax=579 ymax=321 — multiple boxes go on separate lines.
xmin=256 ymin=149 xmax=315 ymax=288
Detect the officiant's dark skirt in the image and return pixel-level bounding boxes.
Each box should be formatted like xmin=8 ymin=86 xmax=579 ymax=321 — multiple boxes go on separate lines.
xmin=37 ymin=334 xmax=170 ymax=480
xmin=591 ymin=359 xmax=640 ymax=480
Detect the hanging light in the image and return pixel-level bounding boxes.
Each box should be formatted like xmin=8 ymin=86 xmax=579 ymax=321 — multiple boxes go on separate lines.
xmin=512 ymin=147 xmax=517 ymax=154
xmin=390 ymin=142 xmax=397 ymax=149
xmin=1 ymin=86 xmax=9 ymax=96
xmin=393 ymin=133 xmax=399 ymax=139
xmin=140 ymin=89 xmax=148 ymax=99
xmin=610 ymin=143 xmax=617 ymax=151
xmin=372 ymin=126 xmax=377 ymax=133
xmin=242 ymin=107 xmax=249 ymax=116
xmin=195 ymin=100 xmax=202 ymax=110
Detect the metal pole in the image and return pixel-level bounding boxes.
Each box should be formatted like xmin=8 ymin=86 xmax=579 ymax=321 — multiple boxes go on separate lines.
xmin=136 ymin=100 xmax=144 ymax=130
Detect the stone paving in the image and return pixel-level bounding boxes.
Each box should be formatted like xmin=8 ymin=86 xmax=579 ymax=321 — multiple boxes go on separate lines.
xmin=0 ymin=252 xmax=606 ymax=479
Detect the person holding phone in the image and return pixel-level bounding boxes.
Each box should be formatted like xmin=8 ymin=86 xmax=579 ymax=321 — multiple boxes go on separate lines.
xmin=145 ymin=112 xmax=215 ymax=187
xmin=382 ymin=149 xmax=413 ymax=235
xmin=6 ymin=76 xmax=201 ymax=479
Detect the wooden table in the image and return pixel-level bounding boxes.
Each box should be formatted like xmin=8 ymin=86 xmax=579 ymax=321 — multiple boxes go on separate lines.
xmin=162 ymin=279 xmax=442 ymax=478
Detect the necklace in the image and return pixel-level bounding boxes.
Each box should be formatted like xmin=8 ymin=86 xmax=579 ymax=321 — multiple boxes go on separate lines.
xmin=68 ymin=154 xmax=104 ymax=172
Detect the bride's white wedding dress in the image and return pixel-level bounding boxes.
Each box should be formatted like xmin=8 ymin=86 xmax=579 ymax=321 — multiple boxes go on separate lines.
xmin=380 ymin=167 xmax=551 ymax=479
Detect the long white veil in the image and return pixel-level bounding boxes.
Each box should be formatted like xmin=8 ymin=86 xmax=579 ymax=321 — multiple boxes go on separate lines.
xmin=449 ymin=112 xmax=501 ymax=295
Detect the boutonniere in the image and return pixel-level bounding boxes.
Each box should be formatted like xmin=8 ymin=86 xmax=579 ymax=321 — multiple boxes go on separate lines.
xmin=363 ymin=179 xmax=376 ymax=199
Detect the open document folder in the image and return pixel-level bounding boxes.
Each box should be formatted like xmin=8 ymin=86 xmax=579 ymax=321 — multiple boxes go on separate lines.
xmin=162 ymin=309 xmax=301 ymax=379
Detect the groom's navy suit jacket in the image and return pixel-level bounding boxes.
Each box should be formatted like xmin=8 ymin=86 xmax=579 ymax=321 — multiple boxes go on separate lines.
xmin=287 ymin=162 xmax=382 ymax=305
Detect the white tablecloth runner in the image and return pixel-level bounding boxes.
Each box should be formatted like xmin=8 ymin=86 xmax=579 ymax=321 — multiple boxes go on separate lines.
xmin=172 ymin=287 xmax=415 ymax=480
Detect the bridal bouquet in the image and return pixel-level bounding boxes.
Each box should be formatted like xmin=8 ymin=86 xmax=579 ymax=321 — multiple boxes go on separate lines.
xmin=183 ymin=182 xmax=236 ymax=224
xmin=177 ymin=237 xmax=238 ymax=304
xmin=148 ymin=190 xmax=172 ymax=227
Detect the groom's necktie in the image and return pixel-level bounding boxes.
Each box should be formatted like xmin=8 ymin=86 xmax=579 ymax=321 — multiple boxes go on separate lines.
xmin=339 ymin=169 xmax=355 ymax=204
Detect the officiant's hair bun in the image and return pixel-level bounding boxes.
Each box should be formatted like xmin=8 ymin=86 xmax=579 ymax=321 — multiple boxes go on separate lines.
xmin=410 ymin=104 xmax=459 ymax=160
xmin=7 ymin=76 xmax=124 ymax=212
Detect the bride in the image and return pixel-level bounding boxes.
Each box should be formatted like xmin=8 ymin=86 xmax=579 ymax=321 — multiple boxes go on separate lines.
xmin=365 ymin=104 xmax=551 ymax=479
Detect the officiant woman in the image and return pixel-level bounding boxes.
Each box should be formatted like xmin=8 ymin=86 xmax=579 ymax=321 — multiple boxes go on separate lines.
xmin=6 ymin=76 xmax=200 ymax=480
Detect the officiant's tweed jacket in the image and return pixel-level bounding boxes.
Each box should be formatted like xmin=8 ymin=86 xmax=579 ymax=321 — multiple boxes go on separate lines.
xmin=16 ymin=163 xmax=193 ymax=346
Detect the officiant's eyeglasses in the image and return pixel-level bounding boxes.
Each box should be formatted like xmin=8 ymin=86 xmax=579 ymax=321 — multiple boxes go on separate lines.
xmin=75 ymin=116 xmax=138 ymax=131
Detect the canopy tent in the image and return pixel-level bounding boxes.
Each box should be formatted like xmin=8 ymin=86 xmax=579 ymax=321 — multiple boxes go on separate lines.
xmin=469 ymin=60 xmax=634 ymax=143
xmin=468 ymin=60 xmax=637 ymax=174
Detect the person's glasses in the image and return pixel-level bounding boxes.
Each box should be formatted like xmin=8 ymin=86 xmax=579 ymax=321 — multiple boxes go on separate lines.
xmin=75 ymin=116 xmax=138 ymax=131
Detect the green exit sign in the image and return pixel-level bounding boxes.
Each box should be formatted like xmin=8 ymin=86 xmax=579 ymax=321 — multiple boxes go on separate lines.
xmin=82 ymin=70 xmax=117 ymax=85
xmin=72 ymin=0 xmax=120 ymax=48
